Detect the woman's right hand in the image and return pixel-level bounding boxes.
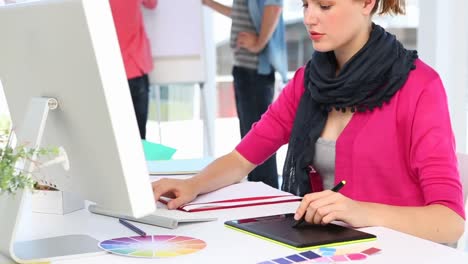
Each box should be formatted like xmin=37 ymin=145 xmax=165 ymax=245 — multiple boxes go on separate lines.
xmin=152 ymin=178 xmax=200 ymax=210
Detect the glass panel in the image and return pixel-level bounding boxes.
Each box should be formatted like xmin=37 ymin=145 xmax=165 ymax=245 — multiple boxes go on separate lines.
xmin=148 ymin=85 xmax=197 ymax=122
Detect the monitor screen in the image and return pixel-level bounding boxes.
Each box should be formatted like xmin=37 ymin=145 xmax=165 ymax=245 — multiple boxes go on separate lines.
xmin=0 ymin=0 xmax=155 ymax=218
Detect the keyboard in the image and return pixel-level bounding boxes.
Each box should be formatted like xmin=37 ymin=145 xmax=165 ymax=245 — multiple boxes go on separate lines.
xmin=88 ymin=203 xmax=217 ymax=229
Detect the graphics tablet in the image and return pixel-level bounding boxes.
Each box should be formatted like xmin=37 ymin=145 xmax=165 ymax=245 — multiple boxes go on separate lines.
xmin=225 ymin=214 xmax=376 ymax=250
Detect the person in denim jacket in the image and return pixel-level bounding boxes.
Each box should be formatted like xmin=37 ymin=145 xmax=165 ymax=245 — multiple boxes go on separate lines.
xmin=203 ymin=0 xmax=288 ymax=188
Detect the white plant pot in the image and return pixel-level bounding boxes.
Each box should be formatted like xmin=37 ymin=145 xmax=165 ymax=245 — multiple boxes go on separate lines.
xmin=31 ymin=190 xmax=83 ymax=215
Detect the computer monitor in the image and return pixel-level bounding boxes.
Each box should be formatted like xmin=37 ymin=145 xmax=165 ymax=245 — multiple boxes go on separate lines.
xmin=0 ymin=0 xmax=156 ymax=262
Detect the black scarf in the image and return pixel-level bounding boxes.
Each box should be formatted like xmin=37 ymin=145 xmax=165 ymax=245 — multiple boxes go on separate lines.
xmin=282 ymin=24 xmax=418 ymax=196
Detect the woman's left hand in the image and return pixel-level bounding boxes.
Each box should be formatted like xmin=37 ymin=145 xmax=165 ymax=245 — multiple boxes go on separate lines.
xmin=294 ymin=190 xmax=372 ymax=227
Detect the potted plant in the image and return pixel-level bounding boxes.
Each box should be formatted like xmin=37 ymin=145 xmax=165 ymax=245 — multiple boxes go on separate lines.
xmin=0 ymin=130 xmax=59 ymax=195
xmin=0 ymin=116 xmax=59 ymax=195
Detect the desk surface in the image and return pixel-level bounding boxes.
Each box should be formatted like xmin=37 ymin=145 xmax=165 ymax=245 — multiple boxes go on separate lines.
xmin=2 ymin=202 xmax=468 ymax=264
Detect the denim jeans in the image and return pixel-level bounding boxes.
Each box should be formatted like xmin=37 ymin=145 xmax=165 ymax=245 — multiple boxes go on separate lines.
xmin=128 ymin=74 xmax=149 ymax=139
xmin=232 ymin=66 xmax=278 ymax=188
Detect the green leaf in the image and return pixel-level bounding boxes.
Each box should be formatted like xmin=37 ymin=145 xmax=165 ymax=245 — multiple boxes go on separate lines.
xmin=0 ymin=129 xmax=58 ymax=194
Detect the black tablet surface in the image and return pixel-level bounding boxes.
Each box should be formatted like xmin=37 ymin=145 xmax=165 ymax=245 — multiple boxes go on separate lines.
xmin=225 ymin=213 xmax=376 ymax=250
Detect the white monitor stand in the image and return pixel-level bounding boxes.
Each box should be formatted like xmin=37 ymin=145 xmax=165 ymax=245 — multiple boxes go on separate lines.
xmin=0 ymin=0 xmax=157 ymax=262
xmin=0 ymin=98 xmax=104 ymax=263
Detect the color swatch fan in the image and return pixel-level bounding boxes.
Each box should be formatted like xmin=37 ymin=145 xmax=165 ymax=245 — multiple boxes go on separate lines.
xmin=99 ymin=235 xmax=206 ymax=258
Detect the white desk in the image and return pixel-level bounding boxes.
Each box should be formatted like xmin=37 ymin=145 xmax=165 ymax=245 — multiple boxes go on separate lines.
xmin=2 ymin=202 xmax=468 ymax=264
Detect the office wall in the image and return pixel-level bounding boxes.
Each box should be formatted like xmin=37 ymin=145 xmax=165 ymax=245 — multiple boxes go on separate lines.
xmin=0 ymin=82 xmax=9 ymax=118
xmin=418 ymin=0 xmax=468 ymax=153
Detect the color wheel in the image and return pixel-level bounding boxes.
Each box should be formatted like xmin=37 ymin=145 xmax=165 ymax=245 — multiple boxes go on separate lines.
xmin=99 ymin=235 xmax=207 ymax=258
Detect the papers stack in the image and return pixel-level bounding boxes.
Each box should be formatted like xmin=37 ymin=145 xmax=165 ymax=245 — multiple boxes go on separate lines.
xmin=161 ymin=181 xmax=301 ymax=212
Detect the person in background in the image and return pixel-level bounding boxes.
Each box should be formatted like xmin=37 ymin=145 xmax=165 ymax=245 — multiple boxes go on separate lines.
xmin=202 ymin=0 xmax=288 ymax=188
xmin=152 ymin=0 xmax=466 ymax=243
xmin=109 ymin=0 xmax=157 ymax=139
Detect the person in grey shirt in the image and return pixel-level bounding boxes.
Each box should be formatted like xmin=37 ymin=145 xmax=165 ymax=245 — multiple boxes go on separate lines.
xmin=202 ymin=0 xmax=287 ymax=188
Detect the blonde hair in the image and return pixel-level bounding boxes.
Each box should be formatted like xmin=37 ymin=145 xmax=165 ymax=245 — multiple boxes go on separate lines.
xmin=372 ymin=0 xmax=406 ymax=15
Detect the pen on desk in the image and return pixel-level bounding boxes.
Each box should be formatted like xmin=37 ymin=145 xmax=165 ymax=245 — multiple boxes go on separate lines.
xmin=119 ymin=218 xmax=147 ymax=237
xmin=291 ymin=180 xmax=347 ymax=228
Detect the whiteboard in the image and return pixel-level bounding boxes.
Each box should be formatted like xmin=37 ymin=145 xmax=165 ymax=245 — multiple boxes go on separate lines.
xmin=143 ymin=0 xmax=206 ymax=85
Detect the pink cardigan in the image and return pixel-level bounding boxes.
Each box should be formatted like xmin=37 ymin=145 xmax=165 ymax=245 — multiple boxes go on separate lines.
xmin=236 ymin=59 xmax=465 ymax=219
xmin=109 ymin=0 xmax=156 ymax=79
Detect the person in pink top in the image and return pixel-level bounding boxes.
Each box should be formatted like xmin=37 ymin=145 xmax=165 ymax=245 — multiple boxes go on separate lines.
xmin=109 ymin=0 xmax=157 ymax=139
xmin=152 ymin=0 xmax=465 ymax=243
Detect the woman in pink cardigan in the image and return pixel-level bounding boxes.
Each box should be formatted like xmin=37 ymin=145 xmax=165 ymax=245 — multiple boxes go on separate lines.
xmin=152 ymin=0 xmax=465 ymax=243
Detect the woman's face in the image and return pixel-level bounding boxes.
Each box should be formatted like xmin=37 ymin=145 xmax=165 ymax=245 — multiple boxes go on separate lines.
xmin=303 ymin=0 xmax=374 ymax=54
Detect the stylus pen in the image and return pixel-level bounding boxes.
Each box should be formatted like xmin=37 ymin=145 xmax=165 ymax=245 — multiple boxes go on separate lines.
xmin=119 ymin=218 xmax=147 ymax=237
xmin=292 ymin=180 xmax=347 ymax=228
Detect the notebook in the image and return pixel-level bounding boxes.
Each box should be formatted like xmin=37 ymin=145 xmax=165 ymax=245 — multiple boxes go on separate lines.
xmin=88 ymin=202 xmax=217 ymax=229
xmin=225 ymin=213 xmax=376 ymax=250
xmin=160 ymin=181 xmax=302 ymax=212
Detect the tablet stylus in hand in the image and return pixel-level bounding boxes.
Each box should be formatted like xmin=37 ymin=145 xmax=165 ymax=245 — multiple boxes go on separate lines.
xmin=292 ymin=180 xmax=346 ymax=228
